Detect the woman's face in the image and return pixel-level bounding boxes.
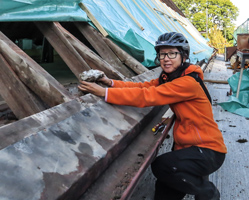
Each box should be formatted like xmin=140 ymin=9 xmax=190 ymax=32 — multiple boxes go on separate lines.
xmin=158 ymin=47 xmax=185 ymax=73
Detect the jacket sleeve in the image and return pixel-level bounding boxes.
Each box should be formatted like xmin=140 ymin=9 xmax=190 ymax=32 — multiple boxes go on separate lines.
xmin=112 ymin=78 xmax=159 ymax=88
xmin=106 ymin=76 xmax=201 ymax=107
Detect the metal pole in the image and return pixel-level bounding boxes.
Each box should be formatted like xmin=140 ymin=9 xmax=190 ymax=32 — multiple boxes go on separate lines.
xmin=225 ymin=29 xmax=226 ymax=61
xmin=206 ymin=7 xmax=208 ymax=39
xmin=236 ymin=57 xmax=245 ymax=98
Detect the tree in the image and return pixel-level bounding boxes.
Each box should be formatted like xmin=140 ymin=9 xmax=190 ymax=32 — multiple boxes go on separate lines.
xmin=172 ymin=0 xmax=239 ymax=42
xmin=209 ymin=25 xmax=226 ymax=54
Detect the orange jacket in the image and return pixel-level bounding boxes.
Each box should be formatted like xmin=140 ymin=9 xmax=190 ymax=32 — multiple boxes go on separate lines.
xmin=106 ymin=65 xmax=227 ymax=153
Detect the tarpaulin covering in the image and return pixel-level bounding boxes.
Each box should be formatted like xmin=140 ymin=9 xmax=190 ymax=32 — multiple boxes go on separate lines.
xmin=219 ymin=69 xmax=249 ymax=118
xmin=0 ymin=0 xmax=213 ymax=67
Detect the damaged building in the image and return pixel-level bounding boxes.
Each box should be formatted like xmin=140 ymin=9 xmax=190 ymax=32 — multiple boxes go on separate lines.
xmin=0 ymin=0 xmax=233 ymax=200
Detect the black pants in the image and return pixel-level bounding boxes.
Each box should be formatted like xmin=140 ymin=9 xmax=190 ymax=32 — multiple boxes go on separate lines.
xmin=151 ymin=146 xmax=225 ymax=200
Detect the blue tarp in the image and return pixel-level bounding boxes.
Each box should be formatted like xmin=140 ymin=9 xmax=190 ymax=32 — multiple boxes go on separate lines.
xmin=0 ymin=0 xmax=213 ymax=67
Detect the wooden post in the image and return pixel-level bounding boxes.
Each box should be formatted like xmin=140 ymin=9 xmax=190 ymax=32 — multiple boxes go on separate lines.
xmin=0 ymin=39 xmax=72 ymax=107
xmin=0 ymin=31 xmax=73 ymax=104
xmin=35 ymin=22 xmax=91 ymax=80
xmin=56 ymin=23 xmax=125 ymax=80
xmin=116 ymin=0 xmax=144 ymax=31
xmin=78 ymin=2 xmax=109 ymax=37
xmin=75 ymin=22 xmax=136 ymax=78
xmin=0 ymin=54 xmax=46 ymax=119
xmin=41 ymin=38 xmax=54 ymax=63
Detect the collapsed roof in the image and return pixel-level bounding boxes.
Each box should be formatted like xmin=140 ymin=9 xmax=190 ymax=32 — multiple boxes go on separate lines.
xmin=0 ymin=0 xmax=213 ymax=66
xmin=0 ymin=1 xmax=215 ymax=199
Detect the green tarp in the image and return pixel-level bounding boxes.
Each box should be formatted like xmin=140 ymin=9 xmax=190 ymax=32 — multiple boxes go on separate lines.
xmin=219 ymin=69 xmax=249 ymax=118
xmin=0 ymin=0 xmax=213 ymax=67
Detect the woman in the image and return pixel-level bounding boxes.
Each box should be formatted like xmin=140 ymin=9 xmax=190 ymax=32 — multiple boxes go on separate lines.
xmin=78 ymin=32 xmax=227 ymax=200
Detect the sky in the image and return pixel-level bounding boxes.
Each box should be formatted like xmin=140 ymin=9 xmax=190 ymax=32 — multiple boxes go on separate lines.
xmin=230 ymin=0 xmax=249 ymax=27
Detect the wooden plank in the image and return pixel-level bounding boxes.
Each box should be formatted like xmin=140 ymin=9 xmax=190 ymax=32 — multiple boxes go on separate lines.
xmin=153 ymin=1 xmax=188 ymax=38
xmin=154 ymin=0 xmax=188 ymax=39
xmin=0 ymin=38 xmax=72 ymax=107
xmin=35 ymin=22 xmax=91 ymax=80
xmin=132 ymin=0 xmax=163 ymax=32
xmin=103 ymin=36 xmax=149 ymax=74
xmin=159 ymin=0 xmax=187 ymax=26
xmin=75 ymin=22 xmax=148 ymax=75
xmin=193 ymin=49 xmax=207 ymax=54
xmin=79 ymin=105 xmax=170 ymax=200
xmin=78 ymin=2 xmax=109 ymax=37
xmin=56 ymin=23 xmax=125 ymax=80
xmin=0 ymin=32 xmax=73 ymax=103
xmin=116 ymin=0 xmax=144 ymax=31
xmin=140 ymin=0 xmax=171 ymax=32
xmin=75 ymin=22 xmax=136 ymax=78
xmin=0 ymin=68 xmax=162 ymax=200
xmin=152 ymin=4 xmax=182 ymax=34
xmin=203 ymin=79 xmax=228 ymax=84
xmin=0 ymin=54 xmax=46 ymax=119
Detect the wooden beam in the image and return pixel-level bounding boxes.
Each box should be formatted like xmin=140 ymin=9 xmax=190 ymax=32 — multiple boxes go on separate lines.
xmin=116 ymin=0 xmax=144 ymax=31
xmin=132 ymin=0 xmax=163 ymax=33
xmin=102 ymin=36 xmax=149 ymax=74
xmin=203 ymin=79 xmax=228 ymax=84
xmin=0 ymin=31 xmax=73 ymax=104
xmin=78 ymin=2 xmax=109 ymax=37
xmin=73 ymin=22 xmax=147 ymax=75
xmin=75 ymin=22 xmax=136 ymax=78
xmin=158 ymin=0 xmax=187 ymax=26
xmin=152 ymin=6 xmax=182 ymax=33
xmin=140 ymin=0 xmax=170 ymax=32
xmin=0 ymin=54 xmax=46 ymax=119
xmin=56 ymin=23 xmax=125 ymax=80
xmin=193 ymin=49 xmax=207 ymax=54
xmin=35 ymin=22 xmax=91 ymax=80
xmin=153 ymin=0 xmax=188 ymax=38
xmin=0 ymin=39 xmax=71 ymax=107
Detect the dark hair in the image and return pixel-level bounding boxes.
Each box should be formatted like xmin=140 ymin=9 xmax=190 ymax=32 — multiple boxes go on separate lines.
xmin=158 ymin=62 xmax=191 ymax=84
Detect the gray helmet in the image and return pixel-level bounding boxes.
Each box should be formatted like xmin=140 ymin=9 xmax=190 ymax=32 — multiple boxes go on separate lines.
xmin=155 ymin=32 xmax=190 ymax=58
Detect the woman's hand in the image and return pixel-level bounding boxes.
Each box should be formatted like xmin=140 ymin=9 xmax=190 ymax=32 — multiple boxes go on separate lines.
xmin=97 ymin=74 xmax=112 ymax=87
xmin=78 ymin=81 xmax=106 ymax=97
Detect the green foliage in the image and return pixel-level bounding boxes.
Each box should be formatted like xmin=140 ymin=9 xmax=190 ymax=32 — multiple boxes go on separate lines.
xmin=172 ymin=0 xmax=239 ymax=43
xmin=208 ymin=25 xmax=226 ymax=54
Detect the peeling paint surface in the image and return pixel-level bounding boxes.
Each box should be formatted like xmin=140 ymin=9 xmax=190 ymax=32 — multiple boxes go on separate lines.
xmin=0 ymin=68 xmax=162 ymax=200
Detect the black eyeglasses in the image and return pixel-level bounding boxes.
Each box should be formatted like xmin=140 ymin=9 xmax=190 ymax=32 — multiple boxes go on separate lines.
xmin=157 ymin=52 xmax=181 ymax=60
